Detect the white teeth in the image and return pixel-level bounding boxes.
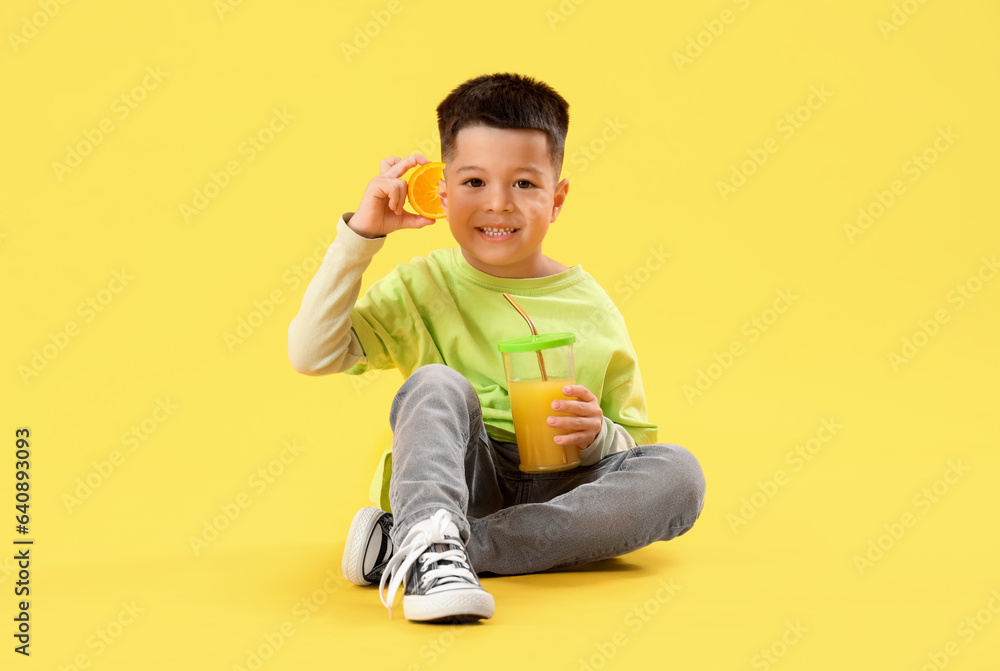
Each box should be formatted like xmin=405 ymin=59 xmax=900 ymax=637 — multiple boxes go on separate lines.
xmin=480 ymin=227 xmax=515 ymax=237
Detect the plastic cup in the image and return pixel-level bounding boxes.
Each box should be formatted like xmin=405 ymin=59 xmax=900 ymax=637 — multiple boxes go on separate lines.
xmin=498 ymin=332 xmax=580 ymax=473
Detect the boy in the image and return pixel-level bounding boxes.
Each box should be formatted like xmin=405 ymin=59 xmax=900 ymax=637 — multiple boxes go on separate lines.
xmin=287 ymin=72 xmax=705 ymax=624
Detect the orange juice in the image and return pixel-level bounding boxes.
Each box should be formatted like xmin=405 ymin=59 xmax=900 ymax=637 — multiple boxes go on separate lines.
xmin=508 ymin=377 xmax=580 ymax=472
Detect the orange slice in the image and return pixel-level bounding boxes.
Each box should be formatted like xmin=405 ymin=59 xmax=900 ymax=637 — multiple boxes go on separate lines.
xmin=407 ymin=162 xmax=446 ymax=219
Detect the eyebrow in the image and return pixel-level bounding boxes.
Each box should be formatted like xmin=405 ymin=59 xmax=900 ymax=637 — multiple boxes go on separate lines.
xmin=455 ymin=165 xmax=545 ymax=176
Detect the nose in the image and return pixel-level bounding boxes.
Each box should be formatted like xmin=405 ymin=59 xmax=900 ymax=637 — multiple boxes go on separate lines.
xmin=483 ymin=184 xmax=514 ymax=213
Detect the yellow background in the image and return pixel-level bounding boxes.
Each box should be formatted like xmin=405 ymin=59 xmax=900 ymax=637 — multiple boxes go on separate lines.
xmin=3 ymin=0 xmax=999 ymax=668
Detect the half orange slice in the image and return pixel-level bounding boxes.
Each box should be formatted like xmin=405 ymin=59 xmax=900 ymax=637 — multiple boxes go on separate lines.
xmin=407 ymin=162 xmax=447 ymax=219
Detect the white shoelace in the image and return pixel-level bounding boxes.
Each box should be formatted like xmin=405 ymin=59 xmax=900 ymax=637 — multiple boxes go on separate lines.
xmin=378 ymin=510 xmax=477 ymax=617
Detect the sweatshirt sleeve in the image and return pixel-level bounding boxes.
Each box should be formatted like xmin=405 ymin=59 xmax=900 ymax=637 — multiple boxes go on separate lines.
xmin=577 ymin=366 xmax=659 ymax=466
xmin=287 ymin=213 xmax=386 ymax=375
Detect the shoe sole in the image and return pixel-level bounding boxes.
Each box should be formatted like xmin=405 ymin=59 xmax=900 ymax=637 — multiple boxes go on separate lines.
xmin=403 ymin=589 xmax=495 ymax=623
xmin=342 ymin=507 xmax=387 ymax=586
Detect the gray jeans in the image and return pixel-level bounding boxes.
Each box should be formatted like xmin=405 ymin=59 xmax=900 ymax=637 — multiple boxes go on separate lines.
xmin=388 ymin=364 xmax=706 ymax=575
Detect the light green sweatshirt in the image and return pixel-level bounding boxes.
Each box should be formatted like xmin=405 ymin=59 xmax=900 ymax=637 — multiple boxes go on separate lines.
xmin=288 ymin=214 xmax=657 ymax=509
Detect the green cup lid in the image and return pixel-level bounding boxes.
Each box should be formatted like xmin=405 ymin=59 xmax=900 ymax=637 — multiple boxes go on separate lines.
xmin=497 ymin=332 xmax=575 ymax=352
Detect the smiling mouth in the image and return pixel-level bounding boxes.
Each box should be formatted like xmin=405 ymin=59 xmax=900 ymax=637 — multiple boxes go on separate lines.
xmin=476 ymin=226 xmax=518 ymax=237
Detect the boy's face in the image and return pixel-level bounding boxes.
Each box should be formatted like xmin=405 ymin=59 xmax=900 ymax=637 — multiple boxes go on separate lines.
xmin=438 ymin=126 xmax=569 ymax=279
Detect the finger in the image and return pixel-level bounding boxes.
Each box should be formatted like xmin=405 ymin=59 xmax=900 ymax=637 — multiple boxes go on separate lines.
xmin=553 ymin=431 xmax=592 ymax=448
xmin=379 ymin=157 xmax=401 ymax=174
xmin=550 ymin=399 xmax=601 ymax=417
xmin=561 ymin=385 xmax=597 ymax=402
xmin=393 ymin=180 xmax=407 ymax=215
xmin=384 ymin=180 xmax=398 ymax=212
xmin=400 ymin=212 xmax=435 ymax=229
xmin=384 ymin=153 xmax=425 ymax=179
xmin=547 ymin=415 xmax=598 ymax=433
xmin=377 ymin=178 xmax=404 ymax=216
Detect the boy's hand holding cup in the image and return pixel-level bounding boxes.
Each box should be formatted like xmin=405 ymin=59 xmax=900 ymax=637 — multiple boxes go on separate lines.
xmin=548 ymin=384 xmax=603 ymax=449
xmin=499 ymin=333 xmax=604 ymax=472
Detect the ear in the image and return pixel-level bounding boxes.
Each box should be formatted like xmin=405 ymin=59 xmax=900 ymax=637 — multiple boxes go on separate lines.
xmin=550 ymin=178 xmax=569 ymax=222
xmin=437 ymin=178 xmax=448 ymax=215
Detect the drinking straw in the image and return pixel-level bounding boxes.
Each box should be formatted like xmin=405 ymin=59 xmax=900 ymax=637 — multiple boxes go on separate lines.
xmin=502 ymin=292 xmax=548 ymax=381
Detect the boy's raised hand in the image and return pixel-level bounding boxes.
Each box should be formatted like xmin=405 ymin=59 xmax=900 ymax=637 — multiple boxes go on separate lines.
xmin=547 ymin=385 xmax=604 ymax=450
xmin=347 ymin=153 xmax=439 ymax=239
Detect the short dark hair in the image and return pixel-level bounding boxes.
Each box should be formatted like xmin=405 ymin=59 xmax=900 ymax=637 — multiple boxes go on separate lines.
xmin=436 ymin=72 xmax=570 ymax=182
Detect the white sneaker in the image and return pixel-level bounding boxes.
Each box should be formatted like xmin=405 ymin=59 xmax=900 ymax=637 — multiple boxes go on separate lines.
xmin=379 ymin=510 xmax=494 ymax=623
xmin=342 ymin=507 xmax=394 ymax=586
